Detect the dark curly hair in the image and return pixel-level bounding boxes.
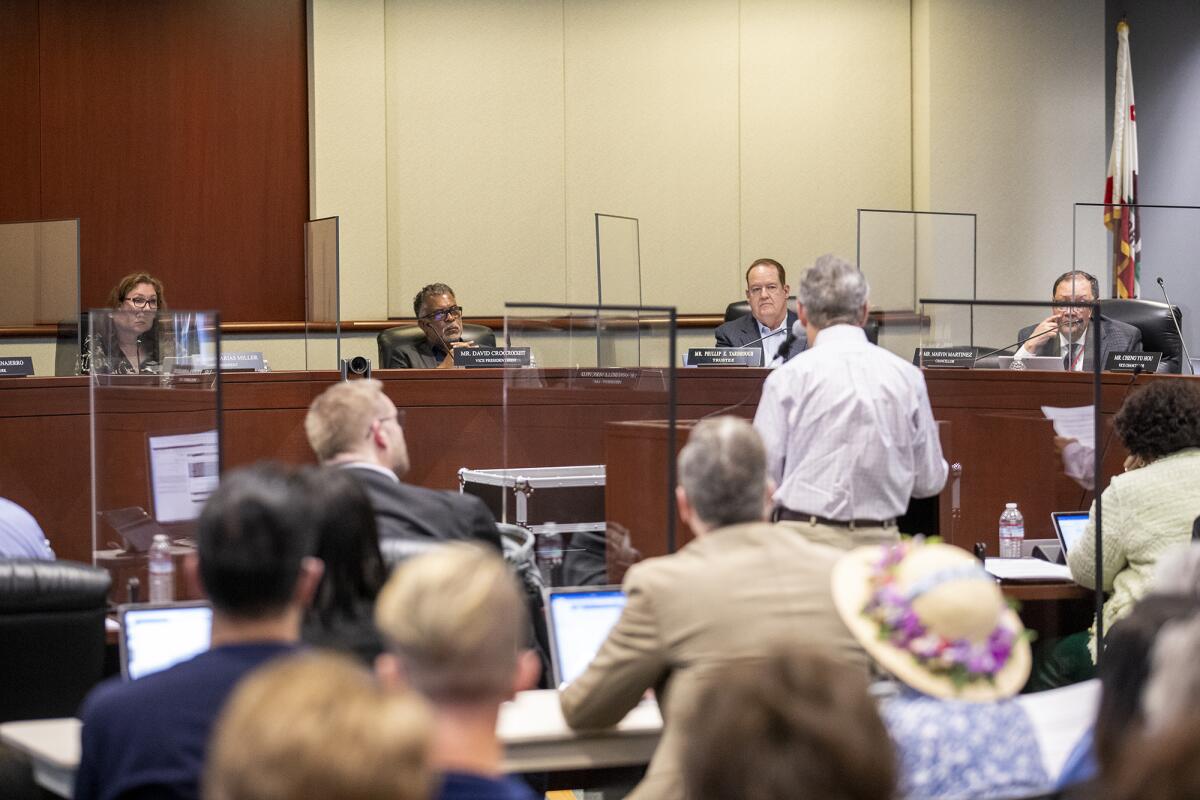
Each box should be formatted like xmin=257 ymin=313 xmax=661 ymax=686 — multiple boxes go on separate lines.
xmin=1115 ymin=380 xmax=1200 ymax=460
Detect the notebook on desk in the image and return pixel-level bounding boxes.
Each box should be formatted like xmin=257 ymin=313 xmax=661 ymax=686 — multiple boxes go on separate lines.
xmin=118 ymin=602 xmax=212 ymax=680
xmin=543 ymin=586 xmax=626 ymax=689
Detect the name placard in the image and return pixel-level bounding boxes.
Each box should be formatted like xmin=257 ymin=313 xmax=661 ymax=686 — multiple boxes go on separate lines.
xmin=0 ymin=357 xmax=34 ymax=377
xmin=1105 ymin=351 xmax=1161 ymax=373
xmin=570 ymin=368 xmax=642 ymax=388
xmin=453 ymin=347 xmax=532 ymax=368
xmin=220 ymin=351 xmax=266 ymax=372
xmin=917 ymin=347 xmax=978 ymax=369
xmin=686 ymin=347 xmax=761 ymax=367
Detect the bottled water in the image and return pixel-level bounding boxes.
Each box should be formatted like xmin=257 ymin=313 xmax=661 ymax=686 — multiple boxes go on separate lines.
xmin=998 ymin=503 xmax=1025 ymax=559
xmin=148 ymin=534 xmax=175 ymax=602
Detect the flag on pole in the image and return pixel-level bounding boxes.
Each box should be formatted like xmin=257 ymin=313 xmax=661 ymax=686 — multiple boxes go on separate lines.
xmin=1104 ymin=20 xmax=1140 ymax=299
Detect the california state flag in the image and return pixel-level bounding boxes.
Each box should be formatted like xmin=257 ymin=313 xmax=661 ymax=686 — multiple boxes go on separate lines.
xmin=1104 ymin=21 xmax=1139 ymax=299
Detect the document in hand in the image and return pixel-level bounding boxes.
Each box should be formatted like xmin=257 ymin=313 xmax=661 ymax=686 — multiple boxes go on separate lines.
xmin=1041 ymin=405 xmax=1095 ymax=449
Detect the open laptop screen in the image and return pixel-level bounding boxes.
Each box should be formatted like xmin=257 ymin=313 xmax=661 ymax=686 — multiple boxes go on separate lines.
xmin=545 ymin=587 xmax=626 ymax=689
xmin=1052 ymin=511 xmax=1090 ymax=556
xmin=119 ymin=602 xmax=213 ymax=680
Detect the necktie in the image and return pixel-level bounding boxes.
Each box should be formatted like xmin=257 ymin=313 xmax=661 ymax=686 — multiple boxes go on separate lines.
xmin=1064 ymin=343 xmax=1080 ymax=370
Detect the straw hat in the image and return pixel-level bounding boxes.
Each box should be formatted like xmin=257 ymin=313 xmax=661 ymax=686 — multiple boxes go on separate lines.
xmin=832 ymin=540 xmax=1031 ymax=701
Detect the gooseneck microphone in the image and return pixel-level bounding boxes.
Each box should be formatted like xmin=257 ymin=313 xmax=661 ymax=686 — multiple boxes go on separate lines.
xmin=775 ymin=319 xmax=808 ymax=362
xmin=973 ymin=324 xmax=1062 ymax=363
xmin=738 ymin=326 xmax=788 ymax=350
xmin=1155 ymin=277 xmax=1195 ymax=374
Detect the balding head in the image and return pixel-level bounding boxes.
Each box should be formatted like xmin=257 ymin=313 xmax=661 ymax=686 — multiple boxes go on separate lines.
xmin=677 ymin=416 xmax=768 ymax=530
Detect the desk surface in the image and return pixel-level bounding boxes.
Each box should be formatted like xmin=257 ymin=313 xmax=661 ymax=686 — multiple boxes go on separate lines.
xmin=0 ymin=689 xmax=664 ymax=798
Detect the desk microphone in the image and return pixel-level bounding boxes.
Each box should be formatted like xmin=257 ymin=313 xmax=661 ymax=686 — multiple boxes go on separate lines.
xmin=775 ymin=320 xmax=808 ymax=362
xmin=699 ymin=326 xmax=792 ymax=420
xmin=973 ymin=324 xmax=1062 ymax=363
xmin=739 ymin=326 xmax=788 ymax=350
xmin=1155 ymin=277 xmax=1195 ymax=374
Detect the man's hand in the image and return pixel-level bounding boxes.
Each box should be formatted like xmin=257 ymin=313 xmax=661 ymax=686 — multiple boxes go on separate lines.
xmin=1025 ymin=314 xmax=1062 ymax=351
xmin=437 ymin=340 xmax=476 ymax=369
xmin=1053 ymin=436 xmax=1076 ymax=455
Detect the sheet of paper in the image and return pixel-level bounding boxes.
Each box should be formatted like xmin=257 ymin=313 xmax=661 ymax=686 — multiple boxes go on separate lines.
xmin=984 ymin=557 xmax=1073 ymax=581
xmin=1041 ymin=405 xmax=1095 ymax=449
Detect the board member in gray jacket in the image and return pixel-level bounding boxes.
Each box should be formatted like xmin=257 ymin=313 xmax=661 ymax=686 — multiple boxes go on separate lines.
xmin=1015 ymin=270 xmax=1142 ymax=370
xmin=714 ymin=258 xmax=805 ymax=366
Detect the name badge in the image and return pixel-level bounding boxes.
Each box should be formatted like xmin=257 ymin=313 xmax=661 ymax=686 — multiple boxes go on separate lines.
xmin=1105 ymin=351 xmax=1160 ymax=373
xmin=917 ymin=347 xmax=978 ymax=369
xmin=453 ymin=347 xmax=532 ymax=368
xmin=220 ymin=352 xmax=266 ymax=372
xmin=0 ymin=356 xmax=34 ymax=377
xmin=686 ymin=348 xmax=761 ymax=367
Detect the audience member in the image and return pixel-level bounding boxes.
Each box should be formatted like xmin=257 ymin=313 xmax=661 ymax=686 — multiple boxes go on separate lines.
xmin=75 ymin=465 xmax=323 ymax=800
xmin=78 ymin=272 xmax=169 ymax=375
xmin=683 ymin=645 xmax=895 ymax=800
xmin=560 ymin=416 xmax=866 ymax=800
xmin=1068 ymin=380 xmax=1200 ymax=661
xmin=304 ymin=379 xmax=501 ymax=553
xmin=301 ymin=468 xmax=388 ymax=664
xmin=1142 ymin=611 xmax=1200 ymax=735
xmin=833 ymin=539 xmax=1047 ymax=800
xmin=204 ymin=652 xmax=432 ymax=800
xmin=375 ymin=544 xmax=541 ymax=800
xmin=753 ymin=254 xmax=946 ymax=550
xmin=1106 ymin=713 xmax=1200 ymax=800
xmin=0 ymin=497 xmax=54 ymax=560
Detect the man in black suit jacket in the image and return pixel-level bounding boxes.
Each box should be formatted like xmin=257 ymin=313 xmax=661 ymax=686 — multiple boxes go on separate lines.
xmin=391 ymin=283 xmax=475 ymax=369
xmin=304 ymin=380 xmax=501 ymax=552
xmin=713 ymin=258 xmax=805 ymax=366
xmin=1015 ymin=270 xmax=1142 ymax=370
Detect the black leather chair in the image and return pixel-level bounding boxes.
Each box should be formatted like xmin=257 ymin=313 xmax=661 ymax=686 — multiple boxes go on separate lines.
xmin=376 ymin=324 xmax=497 ymax=369
xmin=0 ymin=560 xmax=111 ymax=722
xmin=721 ymin=299 xmax=879 ymax=345
xmin=1099 ymin=298 xmax=1184 ymax=373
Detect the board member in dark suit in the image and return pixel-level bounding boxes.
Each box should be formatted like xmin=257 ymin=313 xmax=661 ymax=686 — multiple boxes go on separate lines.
xmin=304 ymin=379 xmax=502 ymax=553
xmin=1015 ymin=270 xmax=1142 ymax=370
xmin=390 ymin=283 xmax=476 ymax=369
xmin=714 ymin=258 xmax=804 ymax=366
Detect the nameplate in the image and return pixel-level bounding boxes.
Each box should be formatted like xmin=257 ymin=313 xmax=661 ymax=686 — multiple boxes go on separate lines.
xmin=0 ymin=357 xmax=34 ymax=377
xmin=571 ymin=368 xmax=641 ymax=388
xmin=687 ymin=348 xmax=761 ymax=367
xmin=1105 ymin=351 xmax=1160 ymax=373
xmin=220 ymin=351 xmax=266 ymax=372
xmin=917 ymin=348 xmax=978 ymax=369
xmin=453 ymin=347 xmax=532 ymax=368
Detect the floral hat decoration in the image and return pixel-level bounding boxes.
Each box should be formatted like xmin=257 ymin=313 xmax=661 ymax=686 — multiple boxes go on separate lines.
xmin=832 ymin=538 xmax=1031 ymax=701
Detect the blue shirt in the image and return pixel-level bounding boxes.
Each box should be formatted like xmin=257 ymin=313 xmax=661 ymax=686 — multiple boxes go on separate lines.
xmin=75 ymin=642 xmax=296 ymax=800
xmin=883 ymin=688 xmax=1050 ymax=800
xmin=437 ymin=771 xmax=540 ymax=800
xmin=1056 ymin=727 xmax=1097 ymax=787
xmin=0 ymin=498 xmax=54 ymax=560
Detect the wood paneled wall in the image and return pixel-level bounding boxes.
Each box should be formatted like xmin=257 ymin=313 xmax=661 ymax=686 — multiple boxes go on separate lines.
xmin=0 ymin=0 xmax=309 ymax=322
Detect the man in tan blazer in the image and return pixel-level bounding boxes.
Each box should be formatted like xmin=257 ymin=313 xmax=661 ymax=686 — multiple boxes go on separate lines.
xmin=559 ymin=416 xmax=867 ymax=800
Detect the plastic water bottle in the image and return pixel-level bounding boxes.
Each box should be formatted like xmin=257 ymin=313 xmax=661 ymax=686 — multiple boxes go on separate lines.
xmin=536 ymin=522 xmax=564 ymax=586
xmin=148 ymin=534 xmax=175 ymax=602
xmin=999 ymin=503 xmax=1025 ymax=559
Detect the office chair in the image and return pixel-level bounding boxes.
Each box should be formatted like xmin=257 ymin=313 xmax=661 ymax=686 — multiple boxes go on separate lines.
xmin=376 ymin=324 xmax=496 ymax=368
xmin=1099 ymin=298 xmax=1184 ymax=374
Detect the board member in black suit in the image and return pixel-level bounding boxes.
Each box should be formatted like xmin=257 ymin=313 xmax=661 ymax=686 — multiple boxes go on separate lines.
xmin=714 ymin=258 xmax=805 ymax=366
xmin=390 ymin=283 xmax=477 ymax=369
xmin=1015 ymin=270 xmax=1142 ymax=370
xmin=304 ymin=379 xmax=502 ymax=553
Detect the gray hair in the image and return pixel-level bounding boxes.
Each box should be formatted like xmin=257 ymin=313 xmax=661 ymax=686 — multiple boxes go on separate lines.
xmin=677 ymin=416 xmax=767 ymax=528
xmin=412 ymin=283 xmax=456 ymax=317
xmin=797 ymin=254 xmax=869 ymax=329
xmin=1152 ymin=543 xmax=1200 ymax=599
xmin=1143 ymin=613 xmax=1200 ymax=733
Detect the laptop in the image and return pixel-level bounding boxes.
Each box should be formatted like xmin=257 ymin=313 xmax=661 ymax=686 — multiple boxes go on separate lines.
xmin=997 ymin=355 xmax=1065 ymax=372
xmin=1051 ymin=511 xmax=1090 ymax=558
xmin=118 ymin=601 xmax=213 ymax=680
xmin=543 ymin=586 xmax=627 ymax=689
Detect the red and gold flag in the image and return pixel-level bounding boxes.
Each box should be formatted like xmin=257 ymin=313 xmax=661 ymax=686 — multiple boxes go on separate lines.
xmin=1104 ymin=20 xmax=1139 ymax=299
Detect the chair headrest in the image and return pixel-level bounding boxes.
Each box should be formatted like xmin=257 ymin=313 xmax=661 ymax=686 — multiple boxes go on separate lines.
xmin=0 ymin=560 xmax=112 ymax=612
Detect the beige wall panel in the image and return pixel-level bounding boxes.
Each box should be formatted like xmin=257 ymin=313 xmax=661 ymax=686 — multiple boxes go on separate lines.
xmin=563 ymin=0 xmax=741 ymax=313
xmin=740 ymin=0 xmax=912 ymax=303
xmin=385 ymin=0 xmax=566 ymax=318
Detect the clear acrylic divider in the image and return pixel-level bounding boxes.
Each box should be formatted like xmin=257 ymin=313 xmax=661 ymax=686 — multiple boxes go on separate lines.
xmin=305 ymin=217 xmax=340 ymax=371
xmin=594 ymin=214 xmax=642 ymax=307
xmin=857 ymin=209 xmax=976 ymax=360
xmin=89 ymin=309 xmax=222 ymax=604
xmin=919 ymin=297 xmax=1110 ymax=650
xmin=0 ymin=218 xmax=81 ymax=376
xmin=480 ymin=303 xmax=677 ymax=588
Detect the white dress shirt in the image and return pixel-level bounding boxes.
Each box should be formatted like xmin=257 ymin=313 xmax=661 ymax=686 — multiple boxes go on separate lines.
xmin=753 ymin=325 xmax=948 ymax=520
xmin=757 ymin=317 xmax=788 ymax=367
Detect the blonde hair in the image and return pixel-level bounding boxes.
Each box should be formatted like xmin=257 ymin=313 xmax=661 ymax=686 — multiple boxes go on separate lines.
xmin=375 ymin=543 xmax=527 ymax=703
xmin=305 ymin=379 xmax=386 ymax=462
xmin=204 ymin=652 xmax=432 ymax=800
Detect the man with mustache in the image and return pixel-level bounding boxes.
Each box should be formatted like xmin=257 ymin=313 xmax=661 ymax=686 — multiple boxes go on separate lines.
xmin=1015 ymin=270 xmax=1142 ymax=370
xmin=391 ymin=283 xmax=477 ymax=369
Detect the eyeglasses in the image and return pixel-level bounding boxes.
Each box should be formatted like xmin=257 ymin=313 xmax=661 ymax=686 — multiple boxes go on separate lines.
xmin=123 ymin=296 xmax=159 ymax=310
xmin=419 ymin=305 xmax=463 ymax=322
xmin=747 ymin=284 xmax=782 ymax=296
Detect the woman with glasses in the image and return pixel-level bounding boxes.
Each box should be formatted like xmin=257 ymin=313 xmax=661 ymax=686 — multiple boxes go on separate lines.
xmin=77 ymin=272 xmax=168 ymax=375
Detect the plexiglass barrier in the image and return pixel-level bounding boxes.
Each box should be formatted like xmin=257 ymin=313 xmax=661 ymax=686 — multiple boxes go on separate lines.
xmin=857 ymin=208 xmax=976 ymax=312
xmin=478 ymin=303 xmax=677 ymax=588
xmin=305 ymin=216 xmax=340 ymax=371
xmin=595 ymin=213 xmax=643 ymax=306
xmin=89 ymin=310 xmax=221 ymax=603
xmin=0 ymin=219 xmax=81 ymax=376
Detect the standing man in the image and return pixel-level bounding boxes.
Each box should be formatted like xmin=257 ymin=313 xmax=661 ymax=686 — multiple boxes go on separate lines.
xmin=714 ymin=258 xmax=804 ymax=366
xmin=304 ymin=379 xmax=502 ymax=552
xmin=1015 ymin=270 xmax=1142 ymax=370
xmin=753 ymin=254 xmax=947 ymax=550
xmin=391 ymin=283 xmax=479 ymax=369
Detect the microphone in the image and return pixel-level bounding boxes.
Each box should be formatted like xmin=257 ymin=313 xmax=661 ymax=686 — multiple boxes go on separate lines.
xmin=737 ymin=326 xmax=788 ymax=350
xmin=1156 ymin=277 xmax=1195 ymax=374
xmin=775 ymin=320 xmax=808 ymax=363
xmin=973 ymin=324 xmax=1062 ymax=363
